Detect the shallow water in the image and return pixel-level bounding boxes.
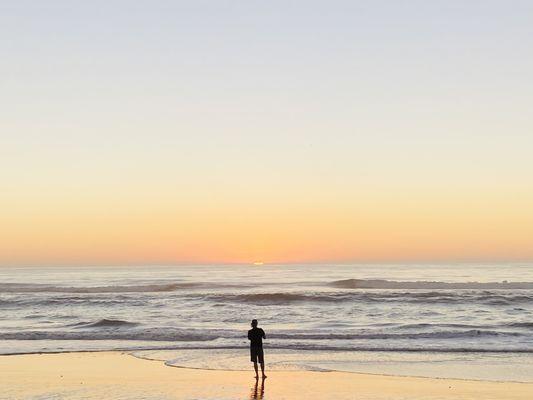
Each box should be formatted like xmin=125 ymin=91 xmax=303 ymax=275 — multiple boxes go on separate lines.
xmin=1 ymin=264 xmax=532 ymax=381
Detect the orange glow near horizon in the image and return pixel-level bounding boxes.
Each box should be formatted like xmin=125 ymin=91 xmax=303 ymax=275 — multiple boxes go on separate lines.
xmin=1 ymin=183 xmax=532 ymax=266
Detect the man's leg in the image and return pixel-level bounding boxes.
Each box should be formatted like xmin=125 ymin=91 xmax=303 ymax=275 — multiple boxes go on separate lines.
xmin=253 ymin=361 xmax=259 ymax=378
xmin=258 ymin=348 xmax=266 ymax=378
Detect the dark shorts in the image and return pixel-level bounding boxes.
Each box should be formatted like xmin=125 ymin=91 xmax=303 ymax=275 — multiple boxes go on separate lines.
xmin=250 ymin=346 xmax=264 ymax=363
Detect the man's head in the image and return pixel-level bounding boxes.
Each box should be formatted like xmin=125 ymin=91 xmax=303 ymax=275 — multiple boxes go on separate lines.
xmin=251 ymin=319 xmax=258 ymax=328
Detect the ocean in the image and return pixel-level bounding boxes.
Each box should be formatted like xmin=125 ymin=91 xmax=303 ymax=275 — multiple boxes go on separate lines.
xmin=1 ymin=264 xmax=532 ymax=382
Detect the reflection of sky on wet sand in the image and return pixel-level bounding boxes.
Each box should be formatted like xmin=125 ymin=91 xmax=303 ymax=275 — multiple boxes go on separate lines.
xmin=249 ymin=377 xmax=265 ymax=400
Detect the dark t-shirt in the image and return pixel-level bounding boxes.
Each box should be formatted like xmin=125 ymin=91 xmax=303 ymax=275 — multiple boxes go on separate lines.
xmin=248 ymin=327 xmax=266 ymax=347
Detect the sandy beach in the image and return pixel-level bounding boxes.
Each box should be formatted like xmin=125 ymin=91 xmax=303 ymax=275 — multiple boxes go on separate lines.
xmin=0 ymin=351 xmax=532 ymax=400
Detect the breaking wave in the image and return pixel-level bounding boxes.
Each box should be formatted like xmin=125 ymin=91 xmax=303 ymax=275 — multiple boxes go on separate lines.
xmin=3 ymin=278 xmax=532 ymax=295
xmin=1 ymin=326 xmax=527 ymax=342
xmin=204 ymin=292 xmax=352 ymax=303
xmin=3 ymin=291 xmax=533 ymax=307
xmin=0 ymin=328 xmax=222 ymax=342
xmin=199 ymin=291 xmax=533 ymax=305
xmin=70 ymin=319 xmax=139 ymax=328
xmin=0 ymin=282 xmax=225 ymax=293
xmin=506 ymin=322 xmax=533 ymax=328
xmin=330 ymin=279 xmax=533 ymax=290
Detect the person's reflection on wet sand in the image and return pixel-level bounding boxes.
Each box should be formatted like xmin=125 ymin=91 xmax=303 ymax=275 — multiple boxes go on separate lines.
xmin=249 ymin=376 xmax=265 ymax=399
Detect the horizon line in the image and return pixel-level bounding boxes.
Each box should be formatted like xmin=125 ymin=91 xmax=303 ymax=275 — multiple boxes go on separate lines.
xmin=1 ymin=260 xmax=532 ymax=268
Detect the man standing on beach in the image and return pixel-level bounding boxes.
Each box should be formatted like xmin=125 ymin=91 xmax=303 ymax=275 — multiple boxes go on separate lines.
xmin=248 ymin=319 xmax=267 ymax=379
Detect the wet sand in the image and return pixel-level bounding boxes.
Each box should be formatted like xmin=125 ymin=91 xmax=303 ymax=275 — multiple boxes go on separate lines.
xmin=0 ymin=351 xmax=532 ymax=399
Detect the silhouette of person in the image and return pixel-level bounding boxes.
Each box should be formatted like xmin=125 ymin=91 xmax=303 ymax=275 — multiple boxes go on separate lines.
xmin=248 ymin=319 xmax=267 ymax=379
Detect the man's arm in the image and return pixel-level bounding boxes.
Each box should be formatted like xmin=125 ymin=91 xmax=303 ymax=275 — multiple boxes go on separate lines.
xmin=262 ymin=329 xmax=266 ymax=339
xmin=248 ymin=330 xmax=251 ymax=340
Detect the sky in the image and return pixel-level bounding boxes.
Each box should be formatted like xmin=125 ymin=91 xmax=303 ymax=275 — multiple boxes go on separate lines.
xmin=1 ymin=1 xmax=533 ymax=266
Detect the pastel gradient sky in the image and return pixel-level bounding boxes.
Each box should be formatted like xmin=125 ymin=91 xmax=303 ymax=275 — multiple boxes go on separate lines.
xmin=1 ymin=1 xmax=532 ymax=266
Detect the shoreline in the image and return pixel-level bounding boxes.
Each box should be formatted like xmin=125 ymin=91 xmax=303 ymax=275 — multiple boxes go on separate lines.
xmin=1 ymin=348 xmax=533 ymax=384
xmin=1 ymin=351 xmax=533 ymax=399
xmin=134 ymin=354 xmax=533 ymax=385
